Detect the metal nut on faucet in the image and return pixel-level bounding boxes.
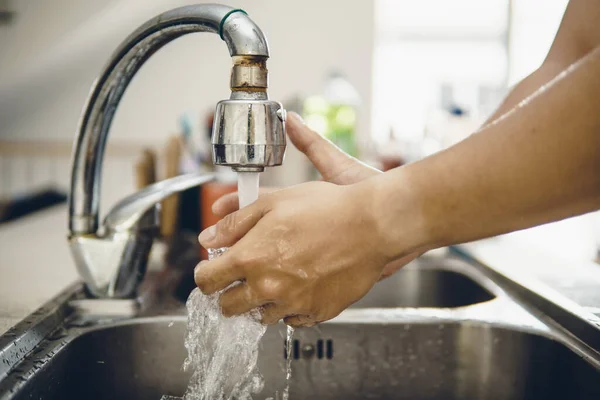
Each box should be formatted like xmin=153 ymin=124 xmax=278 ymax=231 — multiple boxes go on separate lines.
xmin=230 ymin=55 xmax=268 ymax=90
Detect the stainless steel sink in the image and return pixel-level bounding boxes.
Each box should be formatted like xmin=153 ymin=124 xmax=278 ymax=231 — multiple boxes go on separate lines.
xmin=3 ymin=318 xmax=600 ymax=400
xmin=351 ymin=258 xmax=495 ymax=308
xmin=1 ymin=254 xmax=599 ymax=400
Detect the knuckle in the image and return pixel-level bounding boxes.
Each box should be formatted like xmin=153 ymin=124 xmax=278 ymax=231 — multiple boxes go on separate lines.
xmin=216 ymin=213 xmax=238 ymax=237
xmin=227 ymin=251 xmax=245 ymax=273
xmin=254 ymin=277 xmax=284 ymax=301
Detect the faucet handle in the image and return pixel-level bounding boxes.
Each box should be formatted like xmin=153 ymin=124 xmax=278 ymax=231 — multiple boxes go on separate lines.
xmin=103 ymin=172 xmax=215 ymax=233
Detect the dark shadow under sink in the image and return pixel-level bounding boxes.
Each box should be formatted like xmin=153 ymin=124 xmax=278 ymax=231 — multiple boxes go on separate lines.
xmin=6 ymin=320 xmax=599 ymax=400
xmin=351 ymin=265 xmax=495 ymax=309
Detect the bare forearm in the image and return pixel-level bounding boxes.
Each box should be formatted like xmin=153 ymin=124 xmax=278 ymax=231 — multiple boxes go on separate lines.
xmin=482 ymin=62 xmax=568 ymax=127
xmin=482 ymin=0 xmax=600 ymax=127
xmin=370 ymin=46 xmax=600 ymax=258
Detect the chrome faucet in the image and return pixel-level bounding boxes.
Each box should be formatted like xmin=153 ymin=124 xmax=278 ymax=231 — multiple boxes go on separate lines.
xmin=68 ymin=4 xmax=286 ymax=298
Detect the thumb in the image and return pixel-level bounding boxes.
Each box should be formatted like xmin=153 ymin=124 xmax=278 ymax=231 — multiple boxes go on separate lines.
xmin=286 ymin=112 xmax=357 ymax=184
xmin=198 ymin=199 xmax=269 ymax=249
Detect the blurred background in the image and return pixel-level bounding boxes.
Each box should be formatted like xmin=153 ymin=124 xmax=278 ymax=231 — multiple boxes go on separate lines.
xmin=0 ymin=0 xmax=598 ymax=262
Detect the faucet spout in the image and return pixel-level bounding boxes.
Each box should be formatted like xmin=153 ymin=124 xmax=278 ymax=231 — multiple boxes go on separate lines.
xmin=69 ymin=4 xmax=269 ymax=236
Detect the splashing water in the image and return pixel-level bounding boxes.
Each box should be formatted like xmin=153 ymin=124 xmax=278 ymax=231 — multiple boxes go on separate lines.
xmin=183 ymin=248 xmax=266 ymax=400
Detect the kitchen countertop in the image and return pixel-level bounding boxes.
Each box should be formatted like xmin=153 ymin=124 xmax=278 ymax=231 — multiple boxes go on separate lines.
xmin=0 ymin=206 xmax=78 ymax=334
xmin=1 ymin=206 xmax=600 ymax=336
xmin=0 ymin=159 xmax=137 ymax=335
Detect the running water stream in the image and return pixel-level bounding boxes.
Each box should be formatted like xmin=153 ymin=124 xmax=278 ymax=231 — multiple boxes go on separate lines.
xmin=282 ymin=326 xmax=295 ymax=400
xmin=183 ymin=172 xmax=293 ymax=399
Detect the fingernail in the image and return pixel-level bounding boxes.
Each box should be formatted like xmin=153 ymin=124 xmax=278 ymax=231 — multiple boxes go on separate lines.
xmin=198 ymin=225 xmax=216 ymax=244
xmin=289 ymin=112 xmax=305 ymax=125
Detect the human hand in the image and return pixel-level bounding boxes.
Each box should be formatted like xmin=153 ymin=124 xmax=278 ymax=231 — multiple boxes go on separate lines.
xmin=195 ymin=180 xmax=391 ymax=327
xmin=210 ymin=112 xmax=421 ymax=279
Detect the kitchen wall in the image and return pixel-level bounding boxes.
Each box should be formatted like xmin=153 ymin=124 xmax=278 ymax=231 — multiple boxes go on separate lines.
xmin=1 ymin=0 xmax=597 ymax=262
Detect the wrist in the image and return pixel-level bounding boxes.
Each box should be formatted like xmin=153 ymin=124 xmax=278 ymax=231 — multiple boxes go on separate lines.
xmin=360 ymin=167 xmax=435 ymax=261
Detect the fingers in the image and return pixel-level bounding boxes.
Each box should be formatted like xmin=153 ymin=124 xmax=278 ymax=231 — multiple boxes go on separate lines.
xmin=284 ymin=314 xmax=316 ymax=328
xmin=219 ymin=283 xmax=264 ymax=317
xmin=199 ymin=199 xmax=268 ymax=249
xmin=221 ymin=292 xmax=290 ymax=325
xmin=286 ymin=112 xmax=357 ymax=184
xmin=194 ymin=255 xmax=245 ymax=294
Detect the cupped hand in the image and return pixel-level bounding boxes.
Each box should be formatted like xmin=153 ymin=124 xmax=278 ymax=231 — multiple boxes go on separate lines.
xmin=195 ymin=180 xmax=391 ymax=327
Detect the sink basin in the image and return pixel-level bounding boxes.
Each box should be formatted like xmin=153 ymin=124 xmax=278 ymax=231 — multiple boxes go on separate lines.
xmin=351 ymin=259 xmax=495 ymax=309
xmin=2 ymin=254 xmax=599 ymax=400
xmin=6 ymin=319 xmax=600 ymax=400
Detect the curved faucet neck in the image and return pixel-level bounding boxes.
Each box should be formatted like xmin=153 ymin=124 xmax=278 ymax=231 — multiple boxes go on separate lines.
xmin=69 ymin=4 xmax=269 ymax=236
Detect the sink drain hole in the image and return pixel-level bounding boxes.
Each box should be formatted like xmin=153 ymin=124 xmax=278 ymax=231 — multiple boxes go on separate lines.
xmin=316 ymin=339 xmax=324 ymax=359
xmin=283 ymin=339 xmax=333 ymax=360
xmin=326 ymin=339 xmax=334 ymax=359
